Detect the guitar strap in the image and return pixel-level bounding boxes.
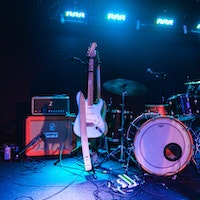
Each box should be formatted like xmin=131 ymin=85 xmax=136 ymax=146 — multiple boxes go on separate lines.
xmin=78 ymin=91 xmax=92 ymax=171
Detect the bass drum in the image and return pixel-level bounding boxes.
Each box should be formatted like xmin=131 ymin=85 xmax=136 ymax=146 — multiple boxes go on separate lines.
xmin=127 ymin=113 xmax=194 ymax=176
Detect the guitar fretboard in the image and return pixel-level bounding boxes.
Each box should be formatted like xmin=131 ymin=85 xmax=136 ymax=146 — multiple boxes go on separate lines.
xmin=87 ymin=57 xmax=95 ymax=106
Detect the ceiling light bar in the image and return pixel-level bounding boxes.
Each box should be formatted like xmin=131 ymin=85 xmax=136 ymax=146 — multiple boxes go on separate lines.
xmin=156 ymin=17 xmax=174 ymax=26
xmin=60 ymin=10 xmax=86 ymax=24
xmin=106 ymin=13 xmax=126 ymax=21
xmin=65 ymin=11 xmax=85 ymax=19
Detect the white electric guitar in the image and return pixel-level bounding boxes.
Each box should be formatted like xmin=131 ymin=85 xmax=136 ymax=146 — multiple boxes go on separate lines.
xmin=73 ymin=42 xmax=107 ymax=138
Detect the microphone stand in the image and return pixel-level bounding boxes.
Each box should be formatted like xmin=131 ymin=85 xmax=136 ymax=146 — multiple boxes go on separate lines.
xmin=153 ymin=72 xmax=167 ymax=104
xmin=15 ymin=132 xmax=44 ymax=159
xmin=119 ymin=90 xmax=126 ymax=162
xmin=70 ymin=56 xmax=87 ymax=65
xmin=107 ymin=87 xmax=137 ymax=174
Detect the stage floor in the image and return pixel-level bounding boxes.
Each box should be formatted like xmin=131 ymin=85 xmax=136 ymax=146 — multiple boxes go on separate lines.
xmin=0 ymin=146 xmax=200 ymax=200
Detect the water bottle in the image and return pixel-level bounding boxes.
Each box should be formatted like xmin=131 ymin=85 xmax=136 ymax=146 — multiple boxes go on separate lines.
xmin=4 ymin=145 xmax=11 ymax=160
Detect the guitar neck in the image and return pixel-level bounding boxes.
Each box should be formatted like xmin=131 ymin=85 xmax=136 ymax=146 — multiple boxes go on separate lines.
xmin=96 ymin=64 xmax=101 ymax=100
xmin=87 ymin=57 xmax=95 ymax=106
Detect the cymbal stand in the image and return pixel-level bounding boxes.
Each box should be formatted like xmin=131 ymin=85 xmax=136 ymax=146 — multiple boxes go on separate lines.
xmin=109 ymin=88 xmax=129 ymax=163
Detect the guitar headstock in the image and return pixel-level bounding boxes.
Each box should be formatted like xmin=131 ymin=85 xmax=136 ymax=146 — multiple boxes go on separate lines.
xmin=87 ymin=42 xmax=97 ymax=58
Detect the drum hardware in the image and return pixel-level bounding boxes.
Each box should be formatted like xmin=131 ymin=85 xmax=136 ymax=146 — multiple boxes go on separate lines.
xmin=184 ymin=80 xmax=200 ymax=95
xmin=123 ymin=142 xmax=138 ymax=174
xmin=103 ymin=78 xmax=147 ymax=163
xmin=106 ymin=97 xmax=113 ymax=111
xmin=108 ymin=90 xmax=130 ymax=163
xmin=195 ymin=85 xmax=200 ymax=95
xmin=184 ymin=80 xmax=200 ymax=85
xmin=192 ymin=157 xmax=200 ymax=173
xmin=188 ymin=115 xmax=200 ymax=173
xmin=186 ymin=84 xmax=196 ymax=95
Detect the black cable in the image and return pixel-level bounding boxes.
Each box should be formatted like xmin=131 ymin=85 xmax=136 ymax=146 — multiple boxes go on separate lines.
xmin=15 ymin=196 xmax=34 ymax=200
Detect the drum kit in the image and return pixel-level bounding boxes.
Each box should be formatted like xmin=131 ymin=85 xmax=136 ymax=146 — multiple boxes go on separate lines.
xmin=103 ymin=78 xmax=200 ymax=176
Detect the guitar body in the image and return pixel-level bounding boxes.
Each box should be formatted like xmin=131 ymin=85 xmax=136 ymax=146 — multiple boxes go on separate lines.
xmin=73 ymin=93 xmax=107 ymax=138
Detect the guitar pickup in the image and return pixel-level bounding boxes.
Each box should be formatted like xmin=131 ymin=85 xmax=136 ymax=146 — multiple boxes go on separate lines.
xmin=86 ymin=122 xmax=94 ymax=127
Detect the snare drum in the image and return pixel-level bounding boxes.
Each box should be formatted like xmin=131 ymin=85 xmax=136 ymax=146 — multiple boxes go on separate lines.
xmin=167 ymin=93 xmax=197 ymax=121
xmin=127 ymin=113 xmax=193 ymax=176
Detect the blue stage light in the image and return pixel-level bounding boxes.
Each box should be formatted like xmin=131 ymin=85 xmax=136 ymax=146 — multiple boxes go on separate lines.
xmin=156 ymin=17 xmax=174 ymax=26
xmin=106 ymin=13 xmax=126 ymax=21
xmin=65 ymin=11 xmax=85 ymax=19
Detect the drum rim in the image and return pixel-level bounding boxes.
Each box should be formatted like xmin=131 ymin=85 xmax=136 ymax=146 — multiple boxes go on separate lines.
xmin=145 ymin=104 xmax=169 ymax=107
xmin=167 ymin=93 xmax=193 ymax=100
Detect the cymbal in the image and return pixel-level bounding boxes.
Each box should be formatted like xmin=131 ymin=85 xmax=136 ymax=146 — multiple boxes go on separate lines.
xmin=103 ymin=78 xmax=147 ymax=96
xmin=184 ymin=80 xmax=200 ymax=85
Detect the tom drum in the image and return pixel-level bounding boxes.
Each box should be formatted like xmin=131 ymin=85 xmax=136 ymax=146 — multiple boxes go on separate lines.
xmin=167 ymin=94 xmax=200 ymax=121
xmin=106 ymin=109 xmax=133 ymax=141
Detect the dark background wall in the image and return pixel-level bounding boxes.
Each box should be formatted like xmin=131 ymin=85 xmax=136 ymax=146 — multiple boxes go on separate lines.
xmin=0 ymin=0 xmax=199 ymax=145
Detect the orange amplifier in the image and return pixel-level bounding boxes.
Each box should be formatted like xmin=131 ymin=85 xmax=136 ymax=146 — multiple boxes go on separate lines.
xmin=25 ymin=115 xmax=76 ymax=156
xmin=31 ymin=95 xmax=70 ymax=115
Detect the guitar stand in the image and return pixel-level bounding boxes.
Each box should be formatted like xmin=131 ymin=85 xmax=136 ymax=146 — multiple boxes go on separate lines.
xmin=107 ymin=90 xmax=131 ymax=164
xmin=52 ymin=139 xmax=97 ymax=179
xmin=53 ymin=137 xmax=103 ymax=179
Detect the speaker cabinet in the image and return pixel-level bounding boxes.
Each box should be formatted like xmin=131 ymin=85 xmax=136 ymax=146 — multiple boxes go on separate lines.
xmin=25 ymin=116 xmax=76 ymax=156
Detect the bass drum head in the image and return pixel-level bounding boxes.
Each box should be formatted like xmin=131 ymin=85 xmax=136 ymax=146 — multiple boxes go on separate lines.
xmin=133 ymin=116 xmax=193 ymax=176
